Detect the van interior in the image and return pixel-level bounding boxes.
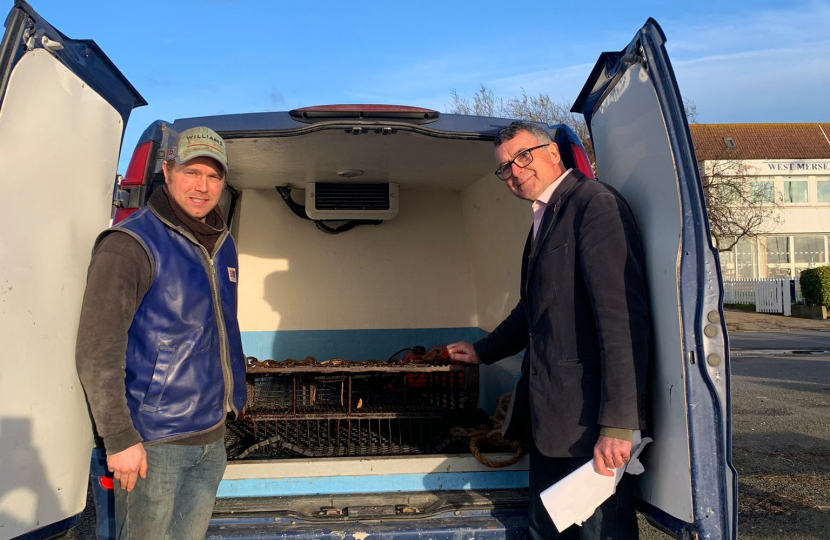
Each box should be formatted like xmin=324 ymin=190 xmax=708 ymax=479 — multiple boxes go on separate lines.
xmin=219 ymin=127 xmax=551 ymax=464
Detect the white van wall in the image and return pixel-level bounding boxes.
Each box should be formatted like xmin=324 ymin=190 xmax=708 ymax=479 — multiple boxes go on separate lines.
xmin=235 ymin=188 xmax=483 ymax=362
xmin=232 ymin=181 xmax=532 ymax=414
xmin=459 ymin=174 xmax=531 ymax=410
xmin=459 ymin=174 xmax=531 ymax=333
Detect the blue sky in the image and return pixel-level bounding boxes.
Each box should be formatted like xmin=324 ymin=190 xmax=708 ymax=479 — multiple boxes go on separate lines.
xmin=17 ymin=0 xmax=830 ymax=172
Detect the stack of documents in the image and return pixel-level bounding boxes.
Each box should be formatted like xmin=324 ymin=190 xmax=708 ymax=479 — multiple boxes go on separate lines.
xmin=540 ymin=432 xmax=652 ymax=532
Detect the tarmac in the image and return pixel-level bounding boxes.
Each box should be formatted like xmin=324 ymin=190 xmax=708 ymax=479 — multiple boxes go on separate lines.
xmin=725 ymin=309 xmax=830 ymax=332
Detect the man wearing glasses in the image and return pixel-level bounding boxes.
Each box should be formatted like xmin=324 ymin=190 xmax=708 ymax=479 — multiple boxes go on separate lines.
xmin=448 ymin=121 xmax=649 ymax=539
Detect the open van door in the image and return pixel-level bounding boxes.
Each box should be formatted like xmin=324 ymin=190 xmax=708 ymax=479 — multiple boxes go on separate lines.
xmin=0 ymin=2 xmax=145 ymax=538
xmin=573 ymin=18 xmax=737 ymax=540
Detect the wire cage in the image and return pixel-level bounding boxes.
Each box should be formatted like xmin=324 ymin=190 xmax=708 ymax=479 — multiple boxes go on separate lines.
xmin=227 ymin=360 xmax=480 ymax=460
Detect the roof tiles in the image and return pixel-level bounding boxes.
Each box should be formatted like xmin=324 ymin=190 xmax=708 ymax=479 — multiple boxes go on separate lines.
xmin=689 ymin=123 xmax=830 ymax=161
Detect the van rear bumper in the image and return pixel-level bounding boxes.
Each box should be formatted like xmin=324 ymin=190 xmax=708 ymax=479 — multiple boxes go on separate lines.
xmin=208 ymin=489 xmax=530 ymax=539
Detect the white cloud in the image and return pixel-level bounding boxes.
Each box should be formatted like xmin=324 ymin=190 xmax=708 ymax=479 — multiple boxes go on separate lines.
xmin=674 ymin=41 xmax=830 ymax=122
xmin=407 ymin=2 xmax=830 ymax=121
xmin=668 ymin=1 xmax=830 ymax=57
xmin=661 ymin=2 xmax=830 ymax=120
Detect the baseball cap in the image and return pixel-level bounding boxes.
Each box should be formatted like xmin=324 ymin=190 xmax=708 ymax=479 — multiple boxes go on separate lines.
xmin=166 ymin=126 xmax=228 ymax=173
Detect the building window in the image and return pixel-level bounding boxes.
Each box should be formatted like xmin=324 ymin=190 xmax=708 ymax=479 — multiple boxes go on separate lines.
xmin=818 ymin=180 xmax=830 ymax=203
xmin=764 ymin=236 xmax=791 ymax=278
xmin=719 ymin=237 xmax=758 ymax=280
xmin=723 ymin=137 xmax=735 ymax=149
xmin=719 ymin=239 xmax=736 ymax=280
xmin=750 ymin=180 xmax=775 ymax=203
xmin=716 ymin=182 xmax=742 ymax=205
xmin=735 ymin=238 xmax=757 ymax=279
xmin=793 ymin=236 xmax=826 ymax=277
xmin=782 ymin=178 xmax=808 ymax=204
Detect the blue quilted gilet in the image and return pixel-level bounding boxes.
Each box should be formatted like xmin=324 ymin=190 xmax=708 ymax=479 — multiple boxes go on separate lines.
xmin=101 ymin=206 xmax=246 ymax=443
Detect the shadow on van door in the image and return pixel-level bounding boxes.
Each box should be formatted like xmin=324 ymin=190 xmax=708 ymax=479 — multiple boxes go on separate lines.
xmin=0 ymin=417 xmax=64 ymax=536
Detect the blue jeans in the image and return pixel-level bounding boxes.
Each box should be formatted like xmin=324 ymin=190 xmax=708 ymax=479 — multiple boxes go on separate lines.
xmin=114 ymin=440 xmax=227 ymax=540
xmin=528 ymin=440 xmax=638 ymax=540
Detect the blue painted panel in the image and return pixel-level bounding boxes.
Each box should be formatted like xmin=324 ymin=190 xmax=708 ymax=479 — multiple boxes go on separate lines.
xmin=89 ymin=447 xmax=116 ymax=540
xmin=241 ymin=328 xmax=485 ymax=362
xmin=218 ymin=471 xmax=529 ymax=498
xmin=9 ymin=513 xmax=83 ymax=540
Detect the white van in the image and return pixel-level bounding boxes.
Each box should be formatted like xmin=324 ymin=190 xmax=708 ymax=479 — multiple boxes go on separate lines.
xmin=0 ymin=2 xmax=735 ymax=539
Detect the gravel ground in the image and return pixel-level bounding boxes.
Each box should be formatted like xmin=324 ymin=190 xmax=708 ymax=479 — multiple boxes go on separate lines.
xmin=728 ymin=352 xmax=830 ymax=539
xmin=724 ymin=309 xmax=830 ymax=332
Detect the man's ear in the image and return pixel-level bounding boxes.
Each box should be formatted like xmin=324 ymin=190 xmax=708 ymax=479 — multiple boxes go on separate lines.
xmin=547 ymin=142 xmax=562 ymax=164
xmin=161 ymin=160 xmax=171 ymax=183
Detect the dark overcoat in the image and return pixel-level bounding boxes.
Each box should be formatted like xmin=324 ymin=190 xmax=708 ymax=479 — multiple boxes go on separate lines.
xmin=474 ymin=170 xmax=650 ymax=457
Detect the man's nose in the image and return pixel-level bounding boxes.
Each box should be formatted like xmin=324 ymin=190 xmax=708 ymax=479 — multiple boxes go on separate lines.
xmin=194 ymin=174 xmax=209 ymax=191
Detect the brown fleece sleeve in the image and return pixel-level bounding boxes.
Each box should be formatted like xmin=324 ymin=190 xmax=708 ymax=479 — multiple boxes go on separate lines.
xmin=75 ymin=232 xmax=152 ymax=454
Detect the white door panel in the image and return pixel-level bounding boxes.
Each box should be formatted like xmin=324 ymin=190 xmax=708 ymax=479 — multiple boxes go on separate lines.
xmin=590 ymin=64 xmax=693 ymax=522
xmin=0 ymin=49 xmax=123 ymax=540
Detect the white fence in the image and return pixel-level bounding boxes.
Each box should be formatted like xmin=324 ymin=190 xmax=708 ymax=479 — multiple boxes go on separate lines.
xmin=723 ymin=278 xmax=800 ymax=315
xmin=754 ymin=279 xmax=792 ymax=316
xmin=723 ymin=279 xmax=757 ymax=304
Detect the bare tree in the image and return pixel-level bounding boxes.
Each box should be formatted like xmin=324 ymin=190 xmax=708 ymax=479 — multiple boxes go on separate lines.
xmin=684 ymin=104 xmax=781 ymax=252
xmin=449 ymin=85 xmax=504 ymax=118
xmin=448 ymin=85 xmax=594 ymax=166
xmin=698 ymin=150 xmax=782 ymax=252
xmin=683 ymin=97 xmax=698 ymax=124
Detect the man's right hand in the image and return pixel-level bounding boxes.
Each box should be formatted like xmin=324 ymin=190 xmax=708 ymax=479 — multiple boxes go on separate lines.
xmin=447 ymin=341 xmax=480 ymax=364
xmin=107 ymin=442 xmax=148 ymax=492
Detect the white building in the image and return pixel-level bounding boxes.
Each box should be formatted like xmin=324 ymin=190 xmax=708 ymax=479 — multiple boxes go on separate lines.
xmin=690 ymin=123 xmax=830 ymax=279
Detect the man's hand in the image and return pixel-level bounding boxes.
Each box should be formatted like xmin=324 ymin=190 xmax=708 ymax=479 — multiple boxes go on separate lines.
xmin=107 ymin=442 xmax=148 ymax=491
xmin=592 ymin=436 xmax=631 ymax=477
xmin=447 ymin=341 xmax=480 ymax=364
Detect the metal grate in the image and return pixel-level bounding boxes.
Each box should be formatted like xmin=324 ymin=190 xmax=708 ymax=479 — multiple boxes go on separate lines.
xmin=228 ymin=362 xmax=479 ymax=460
xmin=314 ymin=183 xmax=390 ymax=211
xmin=245 ymin=371 xmax=473 ymax=417
xmin=226 ymin=416 xmax=468 ymax=459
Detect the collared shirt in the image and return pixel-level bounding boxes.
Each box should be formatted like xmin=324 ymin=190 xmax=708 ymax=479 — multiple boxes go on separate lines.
xmin=532 ymin=168 xmax=572 ymax=239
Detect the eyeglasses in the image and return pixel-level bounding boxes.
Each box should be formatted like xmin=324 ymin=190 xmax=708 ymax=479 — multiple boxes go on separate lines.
xmin=494 ymin=143 xmax=551 ymax=181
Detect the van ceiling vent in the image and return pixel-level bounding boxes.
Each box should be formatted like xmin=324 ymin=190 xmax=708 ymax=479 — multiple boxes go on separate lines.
xmin=305 ymin=182 xmax=399 ymax=220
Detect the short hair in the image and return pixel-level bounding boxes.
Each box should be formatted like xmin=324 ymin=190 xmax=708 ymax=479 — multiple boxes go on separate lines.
xmin=494 ymin=121 xmax=552 ymax=147
xmin=163 ymin=158 xmax=226 ymax=179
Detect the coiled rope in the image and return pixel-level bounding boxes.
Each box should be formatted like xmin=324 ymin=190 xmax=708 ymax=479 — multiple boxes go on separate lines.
xmin=451 ymin=393 xmax=526 ymax=468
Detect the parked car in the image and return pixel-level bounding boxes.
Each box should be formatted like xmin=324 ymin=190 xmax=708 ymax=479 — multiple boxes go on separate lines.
xmin=0 ymin=1 xmax=736 ymax=538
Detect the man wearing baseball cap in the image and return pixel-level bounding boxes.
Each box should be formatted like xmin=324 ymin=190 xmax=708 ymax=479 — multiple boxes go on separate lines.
xmin=76 ymin=126 xmax=246 ymax=539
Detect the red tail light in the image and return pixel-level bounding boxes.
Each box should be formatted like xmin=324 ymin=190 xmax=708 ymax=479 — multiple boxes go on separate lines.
xmin=122 ymin=141 xmax=153 ymax=188
xmin=113 ymin=207 xmax=138 ymax=225
xmin=99 ymin=476 xmax=114 ymax=490
xmin=571 ymin=144 xmax=595 ymax=179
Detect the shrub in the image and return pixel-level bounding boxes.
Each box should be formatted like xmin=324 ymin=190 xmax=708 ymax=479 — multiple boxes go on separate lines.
xmin=799 ymin=266 xmax=830 ymax=306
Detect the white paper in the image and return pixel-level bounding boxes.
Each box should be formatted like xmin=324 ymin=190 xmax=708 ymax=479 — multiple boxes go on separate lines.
xmin=539 ymin=432 xmax=652 ymax=532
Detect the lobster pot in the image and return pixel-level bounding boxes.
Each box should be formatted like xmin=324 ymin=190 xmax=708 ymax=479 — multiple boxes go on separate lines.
xmin=227 ymin=363 xmax=480 ymax=460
